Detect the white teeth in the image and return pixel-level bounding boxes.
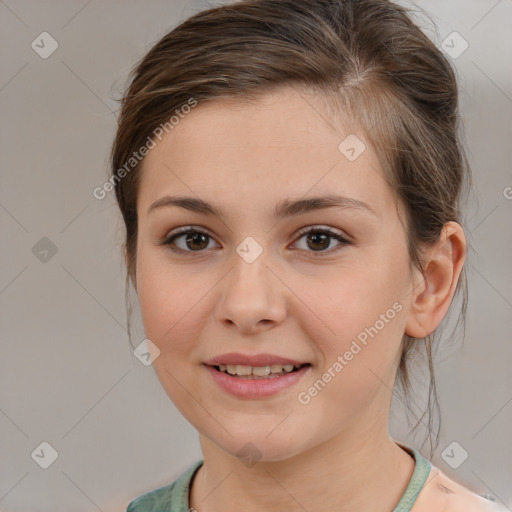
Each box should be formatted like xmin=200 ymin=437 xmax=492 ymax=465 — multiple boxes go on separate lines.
xmin=252 ymin=365 xmax=271 ymax=377
xmin=216 ymin=363 xmax=303 ymax=377
xmin=235 ymin=365 xmax=252 ymax=376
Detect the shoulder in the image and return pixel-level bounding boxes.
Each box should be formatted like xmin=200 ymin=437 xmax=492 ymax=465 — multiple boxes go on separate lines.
xmin=411 ymin=465 xmax=508 ymax=512
xmin=126 ymin=460 xmax=203 ymax=512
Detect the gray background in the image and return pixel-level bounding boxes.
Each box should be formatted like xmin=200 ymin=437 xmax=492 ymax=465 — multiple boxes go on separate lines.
xmin=1 ymin=0 xmax=511 ymax=510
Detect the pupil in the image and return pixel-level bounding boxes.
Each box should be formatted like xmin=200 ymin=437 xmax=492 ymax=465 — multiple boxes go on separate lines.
xmin=186 ymin=232 xmax=208 ymax=251
xmin=307 ymin=232 xmax=329 ymax=251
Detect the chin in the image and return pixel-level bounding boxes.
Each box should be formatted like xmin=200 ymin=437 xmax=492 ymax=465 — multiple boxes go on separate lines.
xmin=211 ymin=431 xmax=310 ymax=464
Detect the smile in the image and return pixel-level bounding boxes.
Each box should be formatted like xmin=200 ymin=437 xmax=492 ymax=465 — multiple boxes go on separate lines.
xmin=204 ymin=362 xmax=312 ymax=398
xmin=212 ymin=363 xmax=307 ymax=378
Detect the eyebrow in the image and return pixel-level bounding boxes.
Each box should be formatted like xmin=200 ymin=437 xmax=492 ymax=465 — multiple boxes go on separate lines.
xmin=147 ymin=194 xmax=377 ymax=219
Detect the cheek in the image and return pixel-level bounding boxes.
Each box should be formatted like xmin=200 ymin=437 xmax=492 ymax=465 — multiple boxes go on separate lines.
xmin=293 ymin=257 xmax=408 ymax=393
xmin=135 ymin=253 xmax=212 ymax=415
xmin=295 ymin=284 xmax=406 ymax=431
xmin=296 ymin=263 xmax=407 ymax=341
xmin=136 ymin=250 xmax=205 ymax=355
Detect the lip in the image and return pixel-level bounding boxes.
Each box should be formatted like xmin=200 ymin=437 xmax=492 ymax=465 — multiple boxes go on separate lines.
xmin=203 ymin=362 xmax=312 ymax=399
xmin=204 ymin=352 xmax=309 ymax=367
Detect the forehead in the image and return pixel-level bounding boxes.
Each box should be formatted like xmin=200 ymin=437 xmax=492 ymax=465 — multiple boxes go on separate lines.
xmin=137 ymin=87 xmax=394 ymax=219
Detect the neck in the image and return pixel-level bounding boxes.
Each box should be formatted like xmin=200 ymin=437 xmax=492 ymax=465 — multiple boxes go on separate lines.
xmin=190 ymin=419 xmax=415 ymax=512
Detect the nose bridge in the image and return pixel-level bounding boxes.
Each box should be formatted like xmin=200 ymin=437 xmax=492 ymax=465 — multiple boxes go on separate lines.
xmin=229 ymin=239 xmax=273 ymax=302
xmin=216 ymin=236 xmax=286 ymax=331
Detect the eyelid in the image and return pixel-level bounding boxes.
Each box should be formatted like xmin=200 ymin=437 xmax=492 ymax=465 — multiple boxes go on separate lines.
xmin=159 ymin=225 xmax=219 ymax=253
xmin=162 ymin=225 xmax=214 ymax=240
xmin=293 ymin=224 xmax=352 ymax=243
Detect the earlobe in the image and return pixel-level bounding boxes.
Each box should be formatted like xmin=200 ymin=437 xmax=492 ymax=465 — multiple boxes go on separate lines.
xmin=405 ymin=222 xmax=466 ymax=339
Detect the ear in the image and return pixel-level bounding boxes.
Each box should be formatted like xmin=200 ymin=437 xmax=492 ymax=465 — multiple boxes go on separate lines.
xmin=405 ymin=221 xmax=466 ymax=338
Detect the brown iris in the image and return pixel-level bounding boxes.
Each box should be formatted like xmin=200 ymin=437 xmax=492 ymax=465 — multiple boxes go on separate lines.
xmin=185 ymin=231 xmax=209 ymax=251
xmin=306 ymin=231 xmax=330 ymax=251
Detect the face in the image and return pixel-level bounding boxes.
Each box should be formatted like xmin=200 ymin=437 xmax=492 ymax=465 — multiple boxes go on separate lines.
xmin=134 ymin=87 xmax=416 ymax=461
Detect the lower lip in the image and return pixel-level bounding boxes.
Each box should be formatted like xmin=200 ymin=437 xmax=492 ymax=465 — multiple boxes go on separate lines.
xmin=204 ymin=364 xmax=311 ymax=399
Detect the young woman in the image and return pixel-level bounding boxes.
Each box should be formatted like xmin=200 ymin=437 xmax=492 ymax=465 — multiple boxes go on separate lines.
xmin=108 ymin=0 xmax=507 ymax=510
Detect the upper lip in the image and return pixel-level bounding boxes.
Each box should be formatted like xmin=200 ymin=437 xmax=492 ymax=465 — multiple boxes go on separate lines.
xmin=204 ymin=352 xmax=310 ymax=367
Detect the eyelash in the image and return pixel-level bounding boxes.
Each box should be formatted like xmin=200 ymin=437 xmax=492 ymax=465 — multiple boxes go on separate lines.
xmin=159 ymin=225 xmax=352 ymax=257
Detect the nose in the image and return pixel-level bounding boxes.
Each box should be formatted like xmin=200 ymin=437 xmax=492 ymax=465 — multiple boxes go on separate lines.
xmin=215 ymin=249 xmax=287 ymax=334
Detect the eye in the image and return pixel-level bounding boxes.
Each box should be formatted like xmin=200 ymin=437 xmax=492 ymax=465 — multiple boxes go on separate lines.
xmin=292 ymin=226 xmax=351 ymax=256
xmin=159 ymin=225 xmax=351 ymax=257
xmin=160 ymin=227 xmax=219 ymax=254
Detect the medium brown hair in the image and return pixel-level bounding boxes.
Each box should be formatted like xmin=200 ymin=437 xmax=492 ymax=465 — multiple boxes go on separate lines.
xmin=109 ymin=0 xmax=470 ymax=458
